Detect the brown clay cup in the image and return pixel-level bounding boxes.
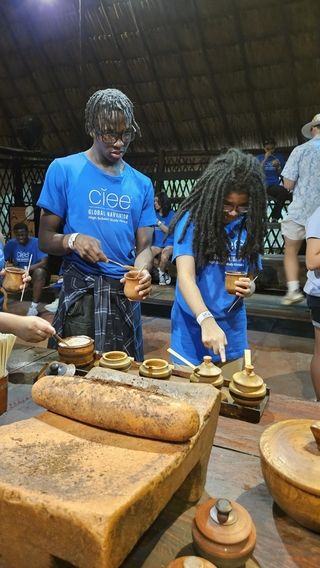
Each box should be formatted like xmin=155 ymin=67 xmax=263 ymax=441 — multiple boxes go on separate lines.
xmin=124 ymin=270 xmax=141 ymax=301
xmin=0 ymin=371 xmax=8 ymax=416
xmin=2 ymin=267 xmax=25 ymax=293
xmin=225 ymin=271 xmax=247 ymax=295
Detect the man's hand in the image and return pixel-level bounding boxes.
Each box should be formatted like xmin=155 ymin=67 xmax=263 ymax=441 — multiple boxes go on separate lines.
xmin=120 ymin=268 xmax=152 ymax=300
xmin=73 ymin=235 xmax=108 ymax=264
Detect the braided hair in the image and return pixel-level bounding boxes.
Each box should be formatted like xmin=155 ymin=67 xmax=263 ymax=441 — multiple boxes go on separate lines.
xmin=84 ymin=89 xmax=140 ymax=136
xmin=169 ymin=148 xmax=267 ymax=270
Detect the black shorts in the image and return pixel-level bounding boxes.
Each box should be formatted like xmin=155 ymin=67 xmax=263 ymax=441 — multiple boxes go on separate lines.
xmin=306 ymin=294 xmax=320 ymax=328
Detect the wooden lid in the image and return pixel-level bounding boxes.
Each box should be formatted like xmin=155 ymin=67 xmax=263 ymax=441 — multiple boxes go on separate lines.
xmin=232 ymin=365 xmax=263 ymax=389
xmin=260 ymin=419 xmax=320 ymax=496
xmin=194 ymin=498 xmax=253 ymax=545
xmin=166 ymin=557 xmax=217 ymax=568
xmin=194 ymin=356 xmax=222 ymax=378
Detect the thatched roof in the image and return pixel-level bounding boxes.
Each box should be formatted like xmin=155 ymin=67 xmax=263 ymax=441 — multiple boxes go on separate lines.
xmin=0 ymin=0 xmax=319 ymax=155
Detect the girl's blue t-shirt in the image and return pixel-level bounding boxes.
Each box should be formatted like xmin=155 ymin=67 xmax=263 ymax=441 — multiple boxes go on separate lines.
xmin=173 ymin=213 xmax=253 ymax=319
xmin=153 ymin=210 xmax=175 ymax=247
xmin=171 ymin=213 xmax=260 ymax=364
xmin=37 ymin=153 xmax=157 ymax=278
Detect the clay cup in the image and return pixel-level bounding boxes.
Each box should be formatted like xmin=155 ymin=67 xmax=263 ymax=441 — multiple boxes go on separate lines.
xmin=2 ymin=267 xmax=25 ymax=293
xmin=225 ymin=271 xmax=247 ymax=295
xmin=124 ymin=270 xmax=141 ymax=301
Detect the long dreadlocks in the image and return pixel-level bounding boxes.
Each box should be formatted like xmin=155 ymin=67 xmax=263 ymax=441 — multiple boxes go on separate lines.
xmin=169 ymin=148 xmax=267 ymax=270
xmin=84 ymin=89 xmax=141 ymax=136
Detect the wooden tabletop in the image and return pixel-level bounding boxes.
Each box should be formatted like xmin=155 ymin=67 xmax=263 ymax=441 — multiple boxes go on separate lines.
xmin=2 ymin=346 xmax=320 ymax=568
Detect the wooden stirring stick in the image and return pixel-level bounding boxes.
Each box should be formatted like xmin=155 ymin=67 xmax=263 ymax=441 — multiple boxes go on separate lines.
xmin=227 ymin=275 xmax=259 ymax=313
xmin=20 ymin=254 xmax=33 ymax=302
xmin=107 ymin=258 xmax=135 ymax=270
xmin=167 ymin=347 xmax=196 ymax=370
xmin=54 ymin=334 xmax=70 ymax=347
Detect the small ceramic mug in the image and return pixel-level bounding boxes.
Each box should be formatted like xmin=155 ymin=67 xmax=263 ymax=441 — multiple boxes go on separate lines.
xmin=225 ymin=271 xmax=247 ymax=295
xmin=2 ymin=267 xmax=25 ymax=293
xmin=124 ymin=270 xmax=141 ymax=301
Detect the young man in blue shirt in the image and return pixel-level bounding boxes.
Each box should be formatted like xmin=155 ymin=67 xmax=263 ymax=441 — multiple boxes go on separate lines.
xmin=257 ymin=137 xmax=290 ymax=221
xmin=37 ymin=89 xmax=156 ymax=359
xmin=4 ymin=223 xmax=48 ymax=316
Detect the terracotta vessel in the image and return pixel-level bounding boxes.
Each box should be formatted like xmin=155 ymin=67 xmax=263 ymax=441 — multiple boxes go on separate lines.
xmin=124 ymin=270 xmax=141 ymax=301
xmin=99 ymin=351 xmax=133 ymax=371
xmin=57 ymin=335 xmax=94 ymax=367
xmin=2 ymin=267 xmax=24 ymax=293
xmin=139 ymin=358 xmax=173 ymax=379
xmin=229 ymin=363 xmax=266 ymax=407
xmin=0 ymin=371 xmax=8 ymax=416
xmin=190 ymin=356 xmax=224 ymax=389
xmin=260 ymin=419 xmax=320 ymax=533
xmin=166 ymin=556 xmax=217 ymax=568
xmin=192 ymin=497 xmax=256 ymax=568
xmin=225 ymin=271 xmax=247 ymax=295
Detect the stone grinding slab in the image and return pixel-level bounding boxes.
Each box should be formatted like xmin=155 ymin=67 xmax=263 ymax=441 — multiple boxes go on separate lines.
xmin=0 ymin=370 xmax=221 ymax=568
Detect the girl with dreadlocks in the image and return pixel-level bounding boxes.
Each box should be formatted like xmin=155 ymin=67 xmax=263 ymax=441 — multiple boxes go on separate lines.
xmin=170 ymin=148 xmax=266 ymax=373
xmin=37 ymin=89 xmax=156 ymax=360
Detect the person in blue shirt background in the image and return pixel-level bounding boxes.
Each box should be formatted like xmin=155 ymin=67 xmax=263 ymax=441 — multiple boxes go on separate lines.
xmin=151 ymin=192 xmax=175 ymax=285
xmin=169 ymin=148 xmax=267 ymax=377
xmin=4 ymin=223 xmax=48 ymax=316
xmin=257 ymin=137 xmax=290 ymax=221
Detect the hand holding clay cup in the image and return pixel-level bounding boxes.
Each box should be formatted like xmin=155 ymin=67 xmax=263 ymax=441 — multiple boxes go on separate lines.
xmin=123 ymin=268 xmax=152 ymax=301
xmin=2 ymin=267 xmax=25 ymax=293
xmin=225 ymin=271 xmax=248 ymax=295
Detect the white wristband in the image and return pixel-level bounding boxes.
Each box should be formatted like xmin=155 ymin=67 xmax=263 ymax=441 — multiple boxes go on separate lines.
xmin=196 ymin=310 xmax=213 ymax=325
xmin=68 ymin=233 xmax=79 ymax=250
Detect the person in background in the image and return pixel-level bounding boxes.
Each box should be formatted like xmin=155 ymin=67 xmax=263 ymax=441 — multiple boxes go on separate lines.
xmin=257 ymin=137 xmax=290 ymax=221
xmin=281 ymin=113 xmax=320 ymax=305
xmin=169 ymin=148 xmax=266 ymax=376
xmin=0 ymin=312 xmax=55 ymax=343
xmin=4 ymin=223 xmax=48 ymax=316
xmin=37 ymin=88 xmax=156 ymax=359
xmin=151 ymin=192 xmax=175 ymax=285
xmin=303 ymin=205 xmax=320 ymax=401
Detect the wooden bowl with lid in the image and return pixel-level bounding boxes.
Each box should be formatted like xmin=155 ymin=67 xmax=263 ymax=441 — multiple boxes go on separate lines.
xmin=260 ymin=419 xmax=320 ymax=533
xmin=190 ymin=356 xmax=224 ymax=389
xmin=192 ymin=497 xmax=256 ymax=567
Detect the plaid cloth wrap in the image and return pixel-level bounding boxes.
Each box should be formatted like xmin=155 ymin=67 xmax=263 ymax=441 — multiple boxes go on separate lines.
xmin=48 ymin=262 xmax=143 ymax=360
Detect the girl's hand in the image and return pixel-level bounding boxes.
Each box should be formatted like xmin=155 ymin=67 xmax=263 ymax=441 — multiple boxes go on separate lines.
xmin=200 ymin=318 xmax=227 ymax=362
xmin=234 ymin=277 xmax=252 ymax=298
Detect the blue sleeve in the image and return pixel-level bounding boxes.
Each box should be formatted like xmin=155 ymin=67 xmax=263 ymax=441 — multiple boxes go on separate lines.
xmin=37 ymin=160 xmax=68 ymax=220
xmin=33 ymin=239 xmax=48 ymax=261
xmin=137 ymin=179 xmax=157 ymax=228
xmin=172 ymin=214 xmax=195 ymax=261
xmin=4 ymin=240 xmax=14 ymax=261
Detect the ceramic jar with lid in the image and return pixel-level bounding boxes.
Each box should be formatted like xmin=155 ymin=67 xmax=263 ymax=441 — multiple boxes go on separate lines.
xmin=260 ymin=419 xmax=320 ymax=533
xmin=190 ymin=356 xmax=224 ymax=389
xmin=139 ymin=358 xmax=173 ymax=379
xmin=229 ymin=363 xmax=266 ymax=407
xmin=192 ymin=497 xmax=256 ymax=567
xmin=166 ymin=556 xmax=217 ymax=568
xmin=99 ymin=351 xmax=133 ymax=372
